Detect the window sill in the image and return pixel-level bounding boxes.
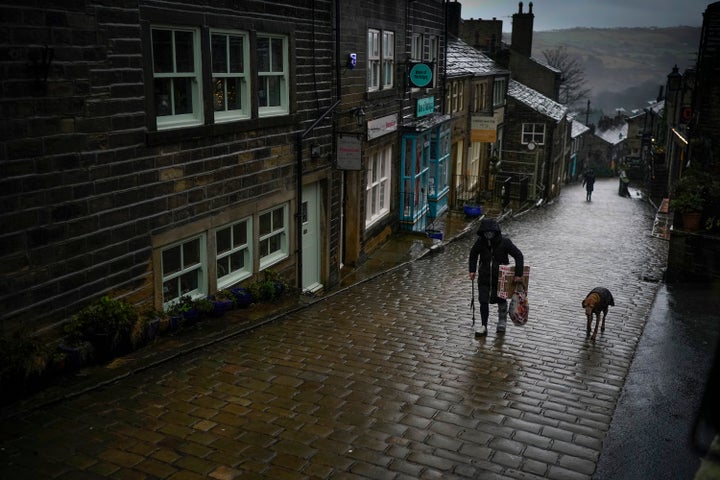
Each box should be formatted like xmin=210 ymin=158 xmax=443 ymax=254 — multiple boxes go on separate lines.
xmin=146 ymin=113 xmax=298 ymax=146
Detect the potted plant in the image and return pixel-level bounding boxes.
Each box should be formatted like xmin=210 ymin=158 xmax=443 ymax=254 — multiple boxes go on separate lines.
xmin=0 ymin=332 xmax=51 ymax=401
xmin=166 ymin=294 xmax=198 ymax=322
xmin=64 ymin=296 xmax=138 ymax=361
xmin=670 ymin=174 xmax=706 ymax=231
xmin=231 ymin=286 xmax=253 ymax=308
xmin=463 ymin=191 xmax=485 ymax=217
xmin=192 ymin=297 xmax=214 ymax=319
xmin=248 ymin=270 xmax=286 ymax=302
xmin=209 ymin=289 xmax=235 ymax=316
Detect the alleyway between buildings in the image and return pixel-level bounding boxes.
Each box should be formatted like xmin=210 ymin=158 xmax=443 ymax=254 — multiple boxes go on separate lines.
xmin=2 ymin=179 xmax=701 ymax=479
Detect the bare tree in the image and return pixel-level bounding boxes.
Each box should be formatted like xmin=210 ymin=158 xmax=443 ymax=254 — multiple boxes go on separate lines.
xmin=543 ymin=46 xmax=591 ymax=107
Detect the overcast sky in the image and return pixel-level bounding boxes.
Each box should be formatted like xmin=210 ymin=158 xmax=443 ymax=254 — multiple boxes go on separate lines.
xmin=459 ymin=0 xmax=710 ymax=31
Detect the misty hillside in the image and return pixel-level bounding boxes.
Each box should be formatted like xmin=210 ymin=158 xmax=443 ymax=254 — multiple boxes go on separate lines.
xmin=518 ymin=27 xmax=701 ymax=116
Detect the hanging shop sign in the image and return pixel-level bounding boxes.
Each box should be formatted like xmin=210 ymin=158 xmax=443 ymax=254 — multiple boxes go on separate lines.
xmin=471 ymin=114 xmax=497 ymax=142
xmin=336 ymin=134 xmax=362 ymax=170
xmin=416 ymin=96 xmax=435 ymax=118
xmin=408 ymin=62 xmax=433 ymax=88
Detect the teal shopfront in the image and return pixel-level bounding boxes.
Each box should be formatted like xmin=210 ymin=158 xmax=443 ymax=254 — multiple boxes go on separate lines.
xmin=399 ymin=115 xmax=451 ymax=232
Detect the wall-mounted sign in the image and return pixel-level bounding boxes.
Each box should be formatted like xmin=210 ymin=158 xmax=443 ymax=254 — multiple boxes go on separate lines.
xmin=416 ymin=96 xmax=434 ymax=117
xmin=408 ymin=62 xmax=433 ymax=88
xmin=367 ymin=113 xmax=398 ymax=140
xmin=471 ymin=114 xmax=497 ymax=142
xmin=336 ymin=134 xmax=362 ymax=170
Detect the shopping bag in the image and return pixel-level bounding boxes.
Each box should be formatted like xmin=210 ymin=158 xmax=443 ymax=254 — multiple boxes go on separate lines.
xmin=497 ymin=265 xmax=530 ymax=300
xmin=509 ymin=283 xmax=529 ymax=326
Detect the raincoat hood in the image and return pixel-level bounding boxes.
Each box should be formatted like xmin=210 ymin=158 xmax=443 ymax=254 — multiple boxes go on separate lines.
xmin=477 ymin=218 xmax=501 ymax=235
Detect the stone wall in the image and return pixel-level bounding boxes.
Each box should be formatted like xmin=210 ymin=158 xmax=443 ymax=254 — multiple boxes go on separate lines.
xmin=0 ymin=1 xmax=336 ymax=334
xmin=666 ymin=230 xmax=720 ymax=285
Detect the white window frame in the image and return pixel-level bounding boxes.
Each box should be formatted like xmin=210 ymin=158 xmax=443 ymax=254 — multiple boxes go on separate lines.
xmin=151 ymin=26 xmax=203 ymax=130
xmin=382 ymin=31 xmax=394 ymax=89
xmin=258 ymin=204 xmax=289 ymax=269
xmin=493 ymin=77 xmax=506 ymax=107
xmin=366 ymin=146 xmax=392 ymax=227
xmin=473 ymin=81 xmax=487 ymax=113
xmin=428 ymin=35 xmax=439 ymax=88
xmin=161 ymin=235 xmax=207 ymax=307
xmin=522 ymin=123 xmax=546 ymax=145
xmin=367 ymin=29 xmax=380 ymax=91
xmin=411 ymin=33 xmax=423 ymax=61
xmin=257 ymin=34 xmax=289 ymax=117
xmin=215 ymin=218 xmax=253 ymax=290
xmin=211 ymin=30 xmax=250 ymax=123
xmin=469 ymin=142 xmax=481 ymax=186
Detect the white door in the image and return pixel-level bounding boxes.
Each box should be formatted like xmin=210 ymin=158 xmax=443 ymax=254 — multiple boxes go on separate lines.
xmin=301 ymin=183 xmax=322 ymax=292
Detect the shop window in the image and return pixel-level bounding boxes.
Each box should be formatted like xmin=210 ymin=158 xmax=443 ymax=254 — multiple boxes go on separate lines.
xmin=366 ymin=146 xmax=392 ymax=227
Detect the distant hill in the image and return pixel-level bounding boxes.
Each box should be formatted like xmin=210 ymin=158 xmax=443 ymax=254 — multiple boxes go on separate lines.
xmin=517 ymin=27 xmax=701 ymax=116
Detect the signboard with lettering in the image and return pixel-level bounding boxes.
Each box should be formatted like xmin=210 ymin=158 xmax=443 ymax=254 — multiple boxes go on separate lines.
xmin=408 ymin=62 xmax=433 ymax=88
xmin=416 ymin=96 xmax=434 ymax=117
xmin=471 ymin=114 xmax=497 ymax=143
xmin=367 ymin=113 xmax=398 ymax=140
xmin=336 ymin=134 xmax=362 ymax=170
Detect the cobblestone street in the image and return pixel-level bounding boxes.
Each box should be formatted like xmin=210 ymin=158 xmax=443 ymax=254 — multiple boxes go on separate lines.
xmin=1 ymin=179 xmax=671 ymax=479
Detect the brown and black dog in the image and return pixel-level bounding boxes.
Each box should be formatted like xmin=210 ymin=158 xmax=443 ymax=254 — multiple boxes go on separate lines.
xmin=582 ymin=287 xmax=615 ymax=341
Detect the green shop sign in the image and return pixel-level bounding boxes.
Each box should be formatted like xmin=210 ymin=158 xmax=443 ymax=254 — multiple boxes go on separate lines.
xmin=416 ymin=96 xmax=435 ymax=117
xmin=409 ymin=62 xmax=433 ymax=88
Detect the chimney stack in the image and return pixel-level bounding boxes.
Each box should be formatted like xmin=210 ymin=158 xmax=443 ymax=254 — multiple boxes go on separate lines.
xmin=511 ymin=1 xmax=534 ymax=57
xmin=446 ymin=1 xmax=462 ymax=37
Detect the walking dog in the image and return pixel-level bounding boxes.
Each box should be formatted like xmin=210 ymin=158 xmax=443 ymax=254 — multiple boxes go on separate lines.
xmin=582 ymin=287 xmax=615 ymax=341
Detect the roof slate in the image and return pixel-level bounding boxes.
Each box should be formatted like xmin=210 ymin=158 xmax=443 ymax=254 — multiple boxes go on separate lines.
xmin=507 ymin=79 xmax=567 ymax=122
xmin=595 ymin=123 xmax=628 ymax=145
xmin=446 ymin=36 xmax=509 ymax=77
xmin=570 ymin=118 xmax=590 ymax=138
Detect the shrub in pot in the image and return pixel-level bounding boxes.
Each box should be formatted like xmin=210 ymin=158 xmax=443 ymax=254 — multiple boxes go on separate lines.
xmin=65 ymin=296 xmax=138 ymax=361
xmin=209 ymin=289 xmax=235 ymax=316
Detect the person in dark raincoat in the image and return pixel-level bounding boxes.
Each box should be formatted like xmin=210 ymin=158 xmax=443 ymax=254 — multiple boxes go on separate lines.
xmin=468 ymin=218 xmax=524 ymax=337
xmin=582 ymin=169 xmax=595 ymax=201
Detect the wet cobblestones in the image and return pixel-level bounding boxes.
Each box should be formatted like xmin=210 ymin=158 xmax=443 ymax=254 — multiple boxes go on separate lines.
xmin=0 ymin=179 xmax=670 ymax=479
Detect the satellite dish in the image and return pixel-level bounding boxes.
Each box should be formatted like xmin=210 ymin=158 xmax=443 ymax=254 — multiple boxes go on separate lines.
xmin=527 ymin=142 xmax=536 ymax=151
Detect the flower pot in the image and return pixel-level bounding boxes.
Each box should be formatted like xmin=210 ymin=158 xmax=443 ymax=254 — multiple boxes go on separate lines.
xmin=146 ymin=318 xmax=160 ymax=342
xmin=210 ymin=299 xmax=233 ymax=317
xmin=273 ymin=281 xmax=286 ymax=298
xmin=463 ymin=204 xmax=483 ymax=217
xmin=231 ymin=287 xmax=253 ymax=308
xmin=682 ymin=212 xmax=702 ymax=231
xmin=426 ymin=229 xmax=443 ymax=240
xmin=182 ymin=308 xmax=200 ymax=325
xmin=58 ymin=341 xmax=94 ymax=371
xmin=169 ymin=315 xmax=182 ymax=331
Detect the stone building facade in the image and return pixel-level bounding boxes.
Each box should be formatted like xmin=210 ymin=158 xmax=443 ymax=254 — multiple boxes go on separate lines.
xmin=1 ymin=1 xmax=338 ymax=334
